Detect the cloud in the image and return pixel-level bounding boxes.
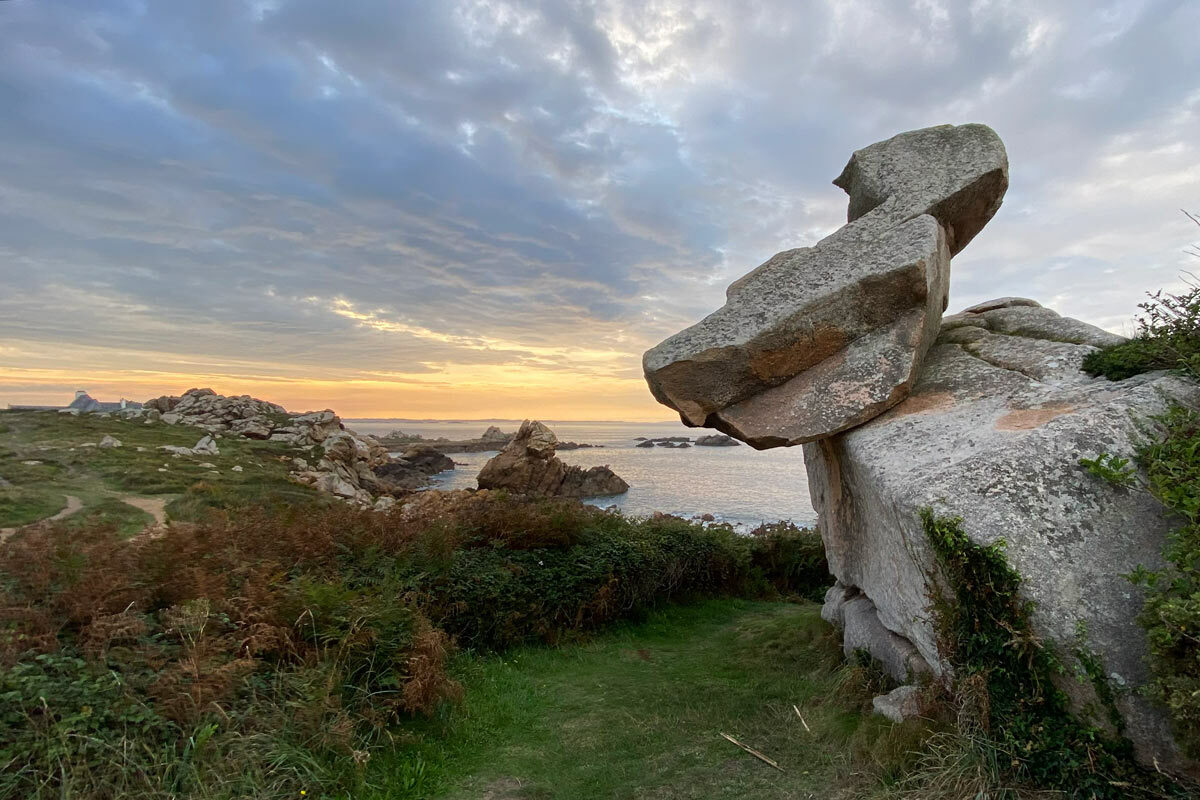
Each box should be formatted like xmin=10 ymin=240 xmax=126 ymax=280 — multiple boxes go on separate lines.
xmin=0 ymin=0 xmax=1196 ymax=417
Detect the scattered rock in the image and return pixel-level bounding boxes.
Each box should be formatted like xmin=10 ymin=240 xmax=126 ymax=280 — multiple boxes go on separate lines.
xmin=477 ymin=420 xmax=629 ymax=497
xmin=872 ymin=685 xmax=923 ymax=723
xmin=231 ymin=465 xmax=243 ymax=473
xmin=806 ymin=299 xmax=1200 ymax=769
xmin=98 ymin=435 xmax=122 ymax=449
xmin=636 ymin=440 xmax=656 ymax=448
xmin=695 ymin=434 xmax=740 ymax=446
xmin=21 ymin=460 xmax=42 ymax=466
xmin=0 ymin=476 xmax=9 ymax=487
xmin=643 ymin=123 xmax=1008 ymax=447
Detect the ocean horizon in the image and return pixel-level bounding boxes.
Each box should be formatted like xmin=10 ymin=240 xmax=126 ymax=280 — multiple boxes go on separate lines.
xmin=346 ymin=418 xmax=816 ymax=530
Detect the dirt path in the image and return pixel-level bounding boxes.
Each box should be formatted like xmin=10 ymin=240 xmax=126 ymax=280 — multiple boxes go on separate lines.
xmin=117 ymin=495 xmax=168 ymax=526
xmin=0 ymin=494 xmax=83 ymax=542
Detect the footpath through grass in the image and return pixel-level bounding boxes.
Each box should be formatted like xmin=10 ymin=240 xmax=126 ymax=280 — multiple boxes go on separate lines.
xmin=0 ymin=409 xmax=323 ymax=532
xmin=373 ymin=599 xmax=919 ymax=800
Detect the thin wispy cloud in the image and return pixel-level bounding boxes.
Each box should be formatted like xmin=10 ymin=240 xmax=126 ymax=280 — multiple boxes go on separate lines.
xmin=0 ymin=0 xmax=1196 ymax=417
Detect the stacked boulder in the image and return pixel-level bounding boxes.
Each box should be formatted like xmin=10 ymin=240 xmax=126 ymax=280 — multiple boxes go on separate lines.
xmin=642 ymin=124 xmax=1200 ymax=771
xmin=644 ymin=123 xmax=1007 ymax=448
xmin=477 ymin=420 xmax=628 ymax=497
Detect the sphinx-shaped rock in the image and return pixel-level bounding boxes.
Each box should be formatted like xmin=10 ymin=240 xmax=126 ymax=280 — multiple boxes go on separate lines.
xmin=806 ymin=298 xmax=1200 ymax=770
xmin=643 ymin=124 xmax=1008 ymax=448
xmin=477 ymin=420 xmax=629 ymax=497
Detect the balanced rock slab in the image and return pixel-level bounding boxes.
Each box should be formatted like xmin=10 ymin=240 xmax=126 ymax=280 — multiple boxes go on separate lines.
xmin=643 ymin=124 xmax=1008 ymax=448
xmin=805 ymin=298 xmax=1200 ymax=770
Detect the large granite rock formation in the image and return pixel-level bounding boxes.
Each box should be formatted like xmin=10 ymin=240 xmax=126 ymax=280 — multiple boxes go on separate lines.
xmin=643 ymin=124 xmax=1008 ymax=447
xmin=139 ymin=388 xmax=422 ymax=506
xmin=477 ymin=420 xmax=628 ymax=497
xmin=805 ymin=298 xmax=1200 ymax=768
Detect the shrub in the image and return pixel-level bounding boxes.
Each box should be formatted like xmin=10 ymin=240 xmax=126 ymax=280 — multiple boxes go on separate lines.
xmin=747 ymin=520 xmax=830 ymax=600
xmin=1083 ymin=285 xmax=1200 ymax=381
xmin=1126 ymin=405 xmax=1200 ymax=756
xmin=921 ymin=510 xmax=1178 ymax=798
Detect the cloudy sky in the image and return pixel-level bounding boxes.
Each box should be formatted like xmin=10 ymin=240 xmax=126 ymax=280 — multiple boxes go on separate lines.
xmin=0 ymin=0 xmax=1197 ymax=420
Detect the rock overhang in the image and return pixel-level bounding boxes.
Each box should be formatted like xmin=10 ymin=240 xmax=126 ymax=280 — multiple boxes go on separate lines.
xmin=643 ymin=123 xmax=1008 ymax=446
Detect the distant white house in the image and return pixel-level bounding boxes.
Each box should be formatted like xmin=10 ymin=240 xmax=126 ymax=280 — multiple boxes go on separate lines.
xmin=7 ymin=390 xmax=143 ymax=413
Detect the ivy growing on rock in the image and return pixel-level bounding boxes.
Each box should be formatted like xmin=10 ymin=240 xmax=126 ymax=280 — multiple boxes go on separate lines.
xmin=920 ymin=509 xmax=1181 ymax=798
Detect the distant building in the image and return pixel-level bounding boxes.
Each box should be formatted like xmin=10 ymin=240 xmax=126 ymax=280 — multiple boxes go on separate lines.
xmin=7 ymin=389 xmax=143 ymax=413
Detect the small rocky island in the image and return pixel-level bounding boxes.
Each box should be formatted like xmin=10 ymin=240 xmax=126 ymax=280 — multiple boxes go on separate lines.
xmin=477 ymin=420 xmax=628 ymax=497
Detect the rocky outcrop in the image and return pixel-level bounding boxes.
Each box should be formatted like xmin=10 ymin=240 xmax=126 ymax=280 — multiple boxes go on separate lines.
xmin=805 ymin=298 xmax=1200 ymax=768
xmin=378 ymin=425 xmax=515 ymax=453
xmin=695 ymin=434 xmax=740 ymax=447
xmin=136 ymin=388 xmax=427 ymax=505
xmin=477 ymin=420 xmax=629 ymax=497
xmin=643 ymin=124 xmax=1008 ymax=448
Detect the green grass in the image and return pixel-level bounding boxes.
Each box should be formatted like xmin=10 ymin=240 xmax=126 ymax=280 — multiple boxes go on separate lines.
xmin=0 ymin=486 xmax=66 ymax=527
xmin=62 ymin=497 xmax=153 ymax=539
xmin=366 ymin=600 xmax=923 ymax=800
xmin=0 ymin=409 xmax=324 ymax=528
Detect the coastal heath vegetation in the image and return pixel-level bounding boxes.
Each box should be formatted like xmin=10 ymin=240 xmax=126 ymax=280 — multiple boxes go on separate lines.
xmin=1081 ymin=270 xmax=1200 ymax=759
xmin=0 ymin=491 xmax=829 ymax=799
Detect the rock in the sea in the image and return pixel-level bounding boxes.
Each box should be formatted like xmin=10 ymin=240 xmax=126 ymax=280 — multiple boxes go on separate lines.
xmin=480 ymin=425 xmax=511 ymax=444
xmin=477 ymin=420 xmax=629 ymax=497
xmin=399 ymin=444 xmax=455 ymax=475
xmin=636 ymin=440 xmax=656 ymax=448
xmin=643 ymin=124 xmax=1008 ymax=447
xmin=695 ymin=434 xmax=740 ymax=447
xmin=805 ymin=298 xmax=1200 ymax=769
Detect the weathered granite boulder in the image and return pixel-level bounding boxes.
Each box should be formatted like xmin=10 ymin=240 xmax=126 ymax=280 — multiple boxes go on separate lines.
xmin=477 ymin=420 xmax=629 ymax=497
xmin=643 ymin=124 xmax=1008 ymax=447
xmin=806 ymin=298 xmax=1200 ymax=769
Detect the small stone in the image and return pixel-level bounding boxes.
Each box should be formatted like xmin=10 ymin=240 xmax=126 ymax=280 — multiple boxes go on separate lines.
xmin=98 ymin=435 xmax=122 ymax=448
xmin=872 ymin=685 xmax=922 ymax=723
xmin=231 ymin=465 xmax=243 ymax=472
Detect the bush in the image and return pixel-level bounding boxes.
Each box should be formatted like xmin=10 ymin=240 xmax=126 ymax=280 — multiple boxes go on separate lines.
xmin=748 ymin=520 xmax=830 ymax=600
xmin=921 ymin=511 xmax=1177 ymax=798
xmin=1083 ymin=285 xmax=1200 ymax=381
xmin=1127 ymin=405 xmax=1200 ymax=756
xmin=0 ymin=494 xmax=828 ymax=798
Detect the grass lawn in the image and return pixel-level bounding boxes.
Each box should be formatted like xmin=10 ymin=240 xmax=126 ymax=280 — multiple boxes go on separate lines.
xmin=0 ymin=485 xmax=67 ymax=527
xmin=368 ymin=599 xmax=925 ymax=800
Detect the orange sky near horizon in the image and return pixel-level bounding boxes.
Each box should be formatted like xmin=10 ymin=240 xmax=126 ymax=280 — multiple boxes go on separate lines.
xmin=0 ymin=353 xmax=679 ymax=422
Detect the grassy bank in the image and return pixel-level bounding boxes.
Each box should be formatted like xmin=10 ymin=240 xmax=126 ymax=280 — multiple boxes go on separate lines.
xmin=369 ymin=599 xmax=921 ymax=800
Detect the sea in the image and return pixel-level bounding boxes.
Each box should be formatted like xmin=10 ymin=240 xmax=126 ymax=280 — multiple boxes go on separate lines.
xmin=345 ymin=419 xmax=817 ymax=531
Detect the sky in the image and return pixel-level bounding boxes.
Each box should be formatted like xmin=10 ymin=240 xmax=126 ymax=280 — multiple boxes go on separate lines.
xmin=0 ymin=0 xmax=1197 ymax=421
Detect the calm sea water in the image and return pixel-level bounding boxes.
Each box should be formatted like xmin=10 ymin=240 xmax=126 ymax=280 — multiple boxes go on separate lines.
xmin=345 ymin=420 xmax=816 ymax=530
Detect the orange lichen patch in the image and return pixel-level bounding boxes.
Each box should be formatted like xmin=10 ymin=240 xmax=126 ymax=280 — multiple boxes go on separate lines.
xmin=995 ymin=403 xmax=1076 ymax=431
xmin=749 ymin=326 xmax=847 ymax=383
xmin=887 ymin=391 xmax=956 ymax=418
